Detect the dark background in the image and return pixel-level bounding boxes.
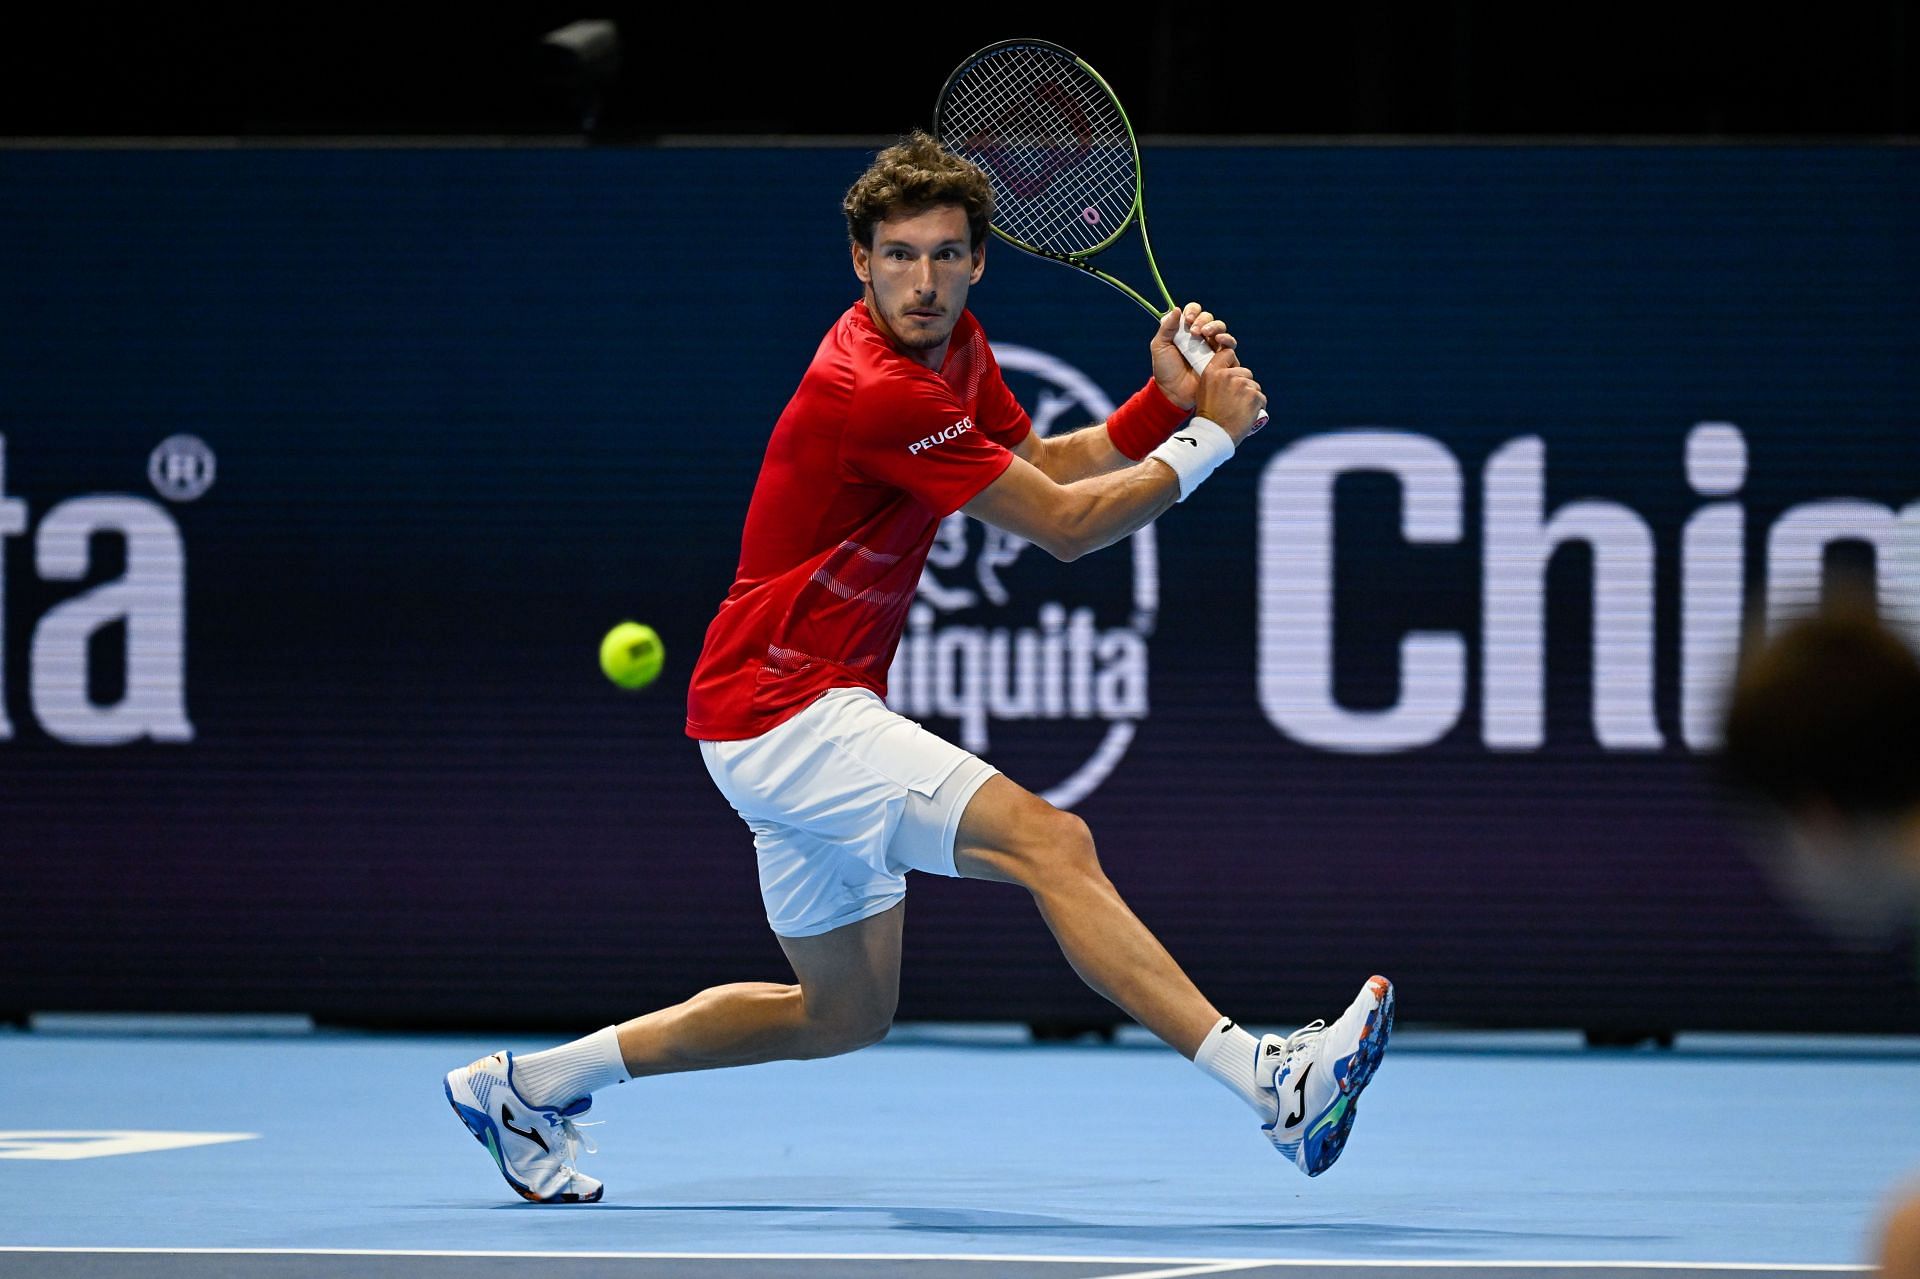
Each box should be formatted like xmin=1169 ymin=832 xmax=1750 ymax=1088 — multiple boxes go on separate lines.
xmin=0 ymin=10 xmax=1914 ymax=1037
xmin=0 ymin=7 xmax=1915 ymax=140
xmin=1 ymin=144 xmax=1914 ymax=1034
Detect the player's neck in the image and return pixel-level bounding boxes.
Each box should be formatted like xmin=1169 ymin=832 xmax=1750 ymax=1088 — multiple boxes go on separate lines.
xmin=860 ymin=292 xmax=949 ymax=371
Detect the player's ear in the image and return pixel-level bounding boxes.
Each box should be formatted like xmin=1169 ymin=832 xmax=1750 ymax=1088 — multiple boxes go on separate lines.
xmin=851 ymin=239 xmax=871 ymax=285
xmin=969 ymin=237 xmax=986 ymax=284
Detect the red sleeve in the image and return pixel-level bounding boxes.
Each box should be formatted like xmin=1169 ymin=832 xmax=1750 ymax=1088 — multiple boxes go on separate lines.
xmin=975 ymin=347 xmax=1031 ymax=449
xmin=842 ymin=369 xmax=1016 ymax=517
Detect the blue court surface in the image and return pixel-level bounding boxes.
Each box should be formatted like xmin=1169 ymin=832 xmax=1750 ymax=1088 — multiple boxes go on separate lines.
xmin=2 ymin=1023 xmax=1915 ymax=1278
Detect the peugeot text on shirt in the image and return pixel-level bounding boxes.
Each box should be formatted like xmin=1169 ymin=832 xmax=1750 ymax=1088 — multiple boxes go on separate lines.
xmin=909 ymin=418 xmax=976 ymax=454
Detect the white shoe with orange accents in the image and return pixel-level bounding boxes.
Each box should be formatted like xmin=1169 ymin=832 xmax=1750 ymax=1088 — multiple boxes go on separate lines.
xmin=1260 ymin=975 xmax=1395 ymax=1176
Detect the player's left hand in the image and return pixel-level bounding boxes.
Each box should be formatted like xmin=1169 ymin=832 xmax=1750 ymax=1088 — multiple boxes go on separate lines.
xmin=1151 ymin=302 xmax=1237 ymax=410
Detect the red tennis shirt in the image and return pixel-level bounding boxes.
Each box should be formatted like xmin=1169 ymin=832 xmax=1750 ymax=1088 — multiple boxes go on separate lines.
xmin=685 ymin=301 xmax=1032 ymax=740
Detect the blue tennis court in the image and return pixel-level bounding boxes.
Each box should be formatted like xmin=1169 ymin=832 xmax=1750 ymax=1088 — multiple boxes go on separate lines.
xmin=3 ymin=1022 xmax=1913 ymax=1276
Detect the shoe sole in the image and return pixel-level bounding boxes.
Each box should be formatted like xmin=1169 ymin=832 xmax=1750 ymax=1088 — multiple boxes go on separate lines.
xmin=445 ymin=1074 xmax=604 ymax=1205
xmin=1299 ymin=975 xmax=1395 ymax=1177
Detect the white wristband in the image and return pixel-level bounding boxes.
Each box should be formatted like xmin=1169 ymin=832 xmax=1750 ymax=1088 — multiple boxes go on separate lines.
xmin=1146 ymin=416 xmax=1234 ymax=502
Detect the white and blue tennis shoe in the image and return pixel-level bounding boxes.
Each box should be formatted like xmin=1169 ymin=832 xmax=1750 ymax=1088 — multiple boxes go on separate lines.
xmin=444 ymin=1051 xmax=604 ymax=1203
xmin=1260 ymin=975 xmax=1394 ymax=1176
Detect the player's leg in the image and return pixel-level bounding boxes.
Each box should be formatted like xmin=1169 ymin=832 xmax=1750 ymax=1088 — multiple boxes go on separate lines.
xmin=951 ymin=774 xmax=1218 ymax=1054
xmin=612 ymin=901 xmax=902 ymax=1076
xmin=513 ymin=901 xmax=901 ymax=1098
xmin=951 ymin=774 xmax=1393 ymax=1177
xmin=514 ymin=689 xmax=923 ymax=1090
xmin=446 ymin=689 xmax=923 ymax=1202
xmin=444 ymin=903 xmax=903 ymax=1203
xmin=567 ymin=690 xmax=920 ymax=1083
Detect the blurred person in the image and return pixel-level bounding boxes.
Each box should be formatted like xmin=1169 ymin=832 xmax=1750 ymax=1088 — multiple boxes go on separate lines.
xmin=1720 ymin=592 xmax=1920 ymax=940
xmin=1719 ymin=590 xmax=1920 ymax=1278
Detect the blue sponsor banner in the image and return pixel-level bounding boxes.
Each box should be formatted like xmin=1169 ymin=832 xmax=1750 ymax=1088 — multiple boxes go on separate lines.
xmin=0 ymin=145 xmax=1915 ymax=1030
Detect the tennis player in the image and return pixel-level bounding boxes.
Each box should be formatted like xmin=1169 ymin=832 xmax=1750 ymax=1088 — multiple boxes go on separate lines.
xmin=445 ymin=132 xmax=1394 ymax=1204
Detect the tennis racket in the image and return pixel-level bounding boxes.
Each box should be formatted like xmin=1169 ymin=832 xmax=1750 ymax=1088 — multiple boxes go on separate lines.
xmin=933 ymin=37 xmax=1266 ymax=428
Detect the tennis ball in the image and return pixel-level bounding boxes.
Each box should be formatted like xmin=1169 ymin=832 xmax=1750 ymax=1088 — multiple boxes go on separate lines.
xmin=599 ymin=621 xmax=664 ymax=690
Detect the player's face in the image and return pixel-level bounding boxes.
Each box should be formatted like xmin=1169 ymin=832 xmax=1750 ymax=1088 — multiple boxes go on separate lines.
xmin=852 ymin=203 xmax=985 ymax=363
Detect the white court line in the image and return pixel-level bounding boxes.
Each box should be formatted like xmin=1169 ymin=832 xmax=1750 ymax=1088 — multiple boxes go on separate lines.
xmin=0 ymin=1131 xmax=258 ymax=1161
xmin=1081 ymin=1263 xmax=1270 ymax=1279
xmin=0 ymin=1249 xmax=1873 ymax=1269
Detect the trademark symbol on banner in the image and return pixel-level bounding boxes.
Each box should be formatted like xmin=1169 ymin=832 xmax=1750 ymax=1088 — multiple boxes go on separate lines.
xmin=147 ymin=434 xmax=216 ymax=502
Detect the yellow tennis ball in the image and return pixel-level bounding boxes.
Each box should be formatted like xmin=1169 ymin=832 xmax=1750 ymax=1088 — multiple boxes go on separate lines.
xmin=599 ymin=621 xmax=664 ymax=690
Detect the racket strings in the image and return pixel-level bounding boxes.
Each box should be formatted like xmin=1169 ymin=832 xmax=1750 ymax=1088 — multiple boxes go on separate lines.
xmin=947 ymin=64 xmax=1132 ymax=252
xmin=938 ymin=45 xmax=1137 ymax=258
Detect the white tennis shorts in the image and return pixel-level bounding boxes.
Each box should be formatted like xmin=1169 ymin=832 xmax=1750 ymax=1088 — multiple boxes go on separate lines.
xmin=698 ymin=687 xmax=1000 ymax=938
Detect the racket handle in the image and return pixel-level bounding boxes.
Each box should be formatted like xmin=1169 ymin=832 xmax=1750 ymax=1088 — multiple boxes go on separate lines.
xmin=1169 ymin=320 xmax=1214 ymax=372
xmin=1169 ymin=322 xmax=1269 ymax=434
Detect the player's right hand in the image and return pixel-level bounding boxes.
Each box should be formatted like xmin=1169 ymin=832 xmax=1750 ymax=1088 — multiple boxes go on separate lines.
xmin=1193 ymin=348 xmax=1266 ymax=445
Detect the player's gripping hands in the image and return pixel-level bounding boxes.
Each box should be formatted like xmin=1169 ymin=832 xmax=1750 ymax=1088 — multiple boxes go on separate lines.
xmin=1192 ymin=347 xmax=1266 ymax=445
xmin=1143 ymin=303 xmax=1265 ymax=502
xmin=1148 ymin=301 xmax=1265 ymax=441
xmin=1149 ymin=302 xmax=1233 ymax=405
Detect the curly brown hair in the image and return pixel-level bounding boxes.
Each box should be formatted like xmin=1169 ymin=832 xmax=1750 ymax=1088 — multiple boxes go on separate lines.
xmin=843 ymin=130 xmax=993 ymax=249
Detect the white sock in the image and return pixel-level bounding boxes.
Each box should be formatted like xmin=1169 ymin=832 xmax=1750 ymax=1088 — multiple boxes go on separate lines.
xmin=1193 ymin=1016 xmax=1276 ymax=1122
xmin=510 ymin=1026 xmax=630 ymax=1108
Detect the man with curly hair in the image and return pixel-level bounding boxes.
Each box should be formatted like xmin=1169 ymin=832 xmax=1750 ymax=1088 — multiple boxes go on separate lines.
xmin=445 ymin=132 xmax=1393 ymax=1203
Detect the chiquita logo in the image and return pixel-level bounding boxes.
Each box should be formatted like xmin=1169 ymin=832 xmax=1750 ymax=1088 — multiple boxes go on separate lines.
xmin=885 ymin=345 xmax=1154 ymax=809
xmin=1255 ymin=423 xmax=1920 ymax=753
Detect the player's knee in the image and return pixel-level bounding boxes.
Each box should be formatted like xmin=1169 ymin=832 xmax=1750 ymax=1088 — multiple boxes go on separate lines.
xmin=846 ymin=1006 xmax=895 ymax=1052
xmin=801 ymin=994 xmax=896 ymax=1058
xmin=1057 ymin=808 xmax=1101 ymax=876
xmin=810 ymin=1011 xmax=893 ymax=1057
xmin=1018 ymin=804 xmax=1104 ymax=891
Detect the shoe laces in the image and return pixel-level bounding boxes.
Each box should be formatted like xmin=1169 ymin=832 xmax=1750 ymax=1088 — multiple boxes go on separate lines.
xmin=1279 ymin=1018 xmax=1327 ymax=1065
xmin=548 ymin=1112 xmax=601 ymax=1164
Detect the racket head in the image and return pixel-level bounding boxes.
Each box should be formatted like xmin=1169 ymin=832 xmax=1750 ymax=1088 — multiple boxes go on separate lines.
xmin=933 ymin=39 xmax=1144 ymax=265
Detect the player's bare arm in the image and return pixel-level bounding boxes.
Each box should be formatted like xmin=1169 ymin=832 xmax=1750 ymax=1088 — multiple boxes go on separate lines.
xmin=1014 ymin=303 xmax=1240 ymax=485
xmin=966 ymin=346 xmax=1265 ymax=562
